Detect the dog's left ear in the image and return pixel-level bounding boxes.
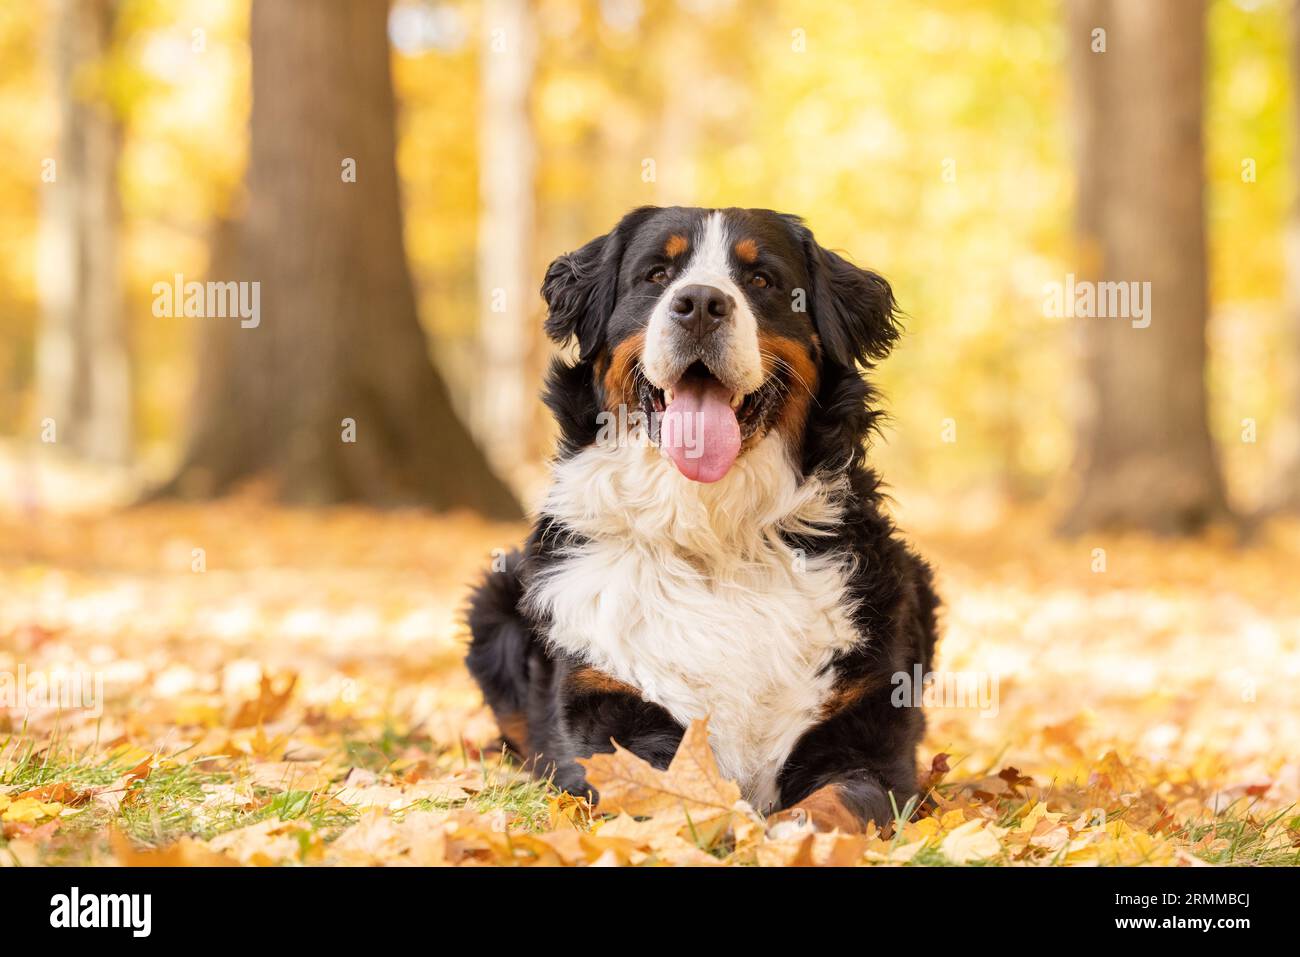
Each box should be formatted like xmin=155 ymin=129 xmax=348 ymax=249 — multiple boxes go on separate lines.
xmin=787 ymin=217 xmax=901 ymax=366
xmin=542 ymin=206 xmax=659 ymax=361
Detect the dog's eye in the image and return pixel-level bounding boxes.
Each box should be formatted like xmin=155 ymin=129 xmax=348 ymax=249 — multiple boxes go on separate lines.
xmin=750 ymin=272 xmax=772 ymax=289
xmin=647 ymin=267 xmax=670 ymax=284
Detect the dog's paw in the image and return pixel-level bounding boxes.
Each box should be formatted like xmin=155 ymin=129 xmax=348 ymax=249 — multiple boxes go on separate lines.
xmin=553 ymin=765 xmax=599 ymax=804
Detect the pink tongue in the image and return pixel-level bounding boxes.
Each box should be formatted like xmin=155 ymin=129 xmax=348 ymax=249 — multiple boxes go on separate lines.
xmin=660 ymin=378 xmax=741 ymax=483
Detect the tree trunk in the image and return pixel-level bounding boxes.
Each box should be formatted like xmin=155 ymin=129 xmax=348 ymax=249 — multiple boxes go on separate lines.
xmin=474 ymin=0 xmax=538 ymax=483
xmin=163 ymin=0 xmax=520 ymax=518
xmin=36 ymin=0 xmax=130 ymax=464
xmin=1061 ymin=0 xmax=1231 ymax=534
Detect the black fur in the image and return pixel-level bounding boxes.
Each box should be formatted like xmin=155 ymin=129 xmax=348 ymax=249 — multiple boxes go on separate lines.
xmin=782 ymin=213 xmax=902 ymax=366
xmin=541 ymin=205 xmax=660 ymax=361
xmin=466 ymin=207 xmax=940 ymax=828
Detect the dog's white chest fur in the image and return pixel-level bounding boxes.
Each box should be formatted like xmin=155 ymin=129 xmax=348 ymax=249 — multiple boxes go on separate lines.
xmin=527 ymin=434 xmax=860 ymax=810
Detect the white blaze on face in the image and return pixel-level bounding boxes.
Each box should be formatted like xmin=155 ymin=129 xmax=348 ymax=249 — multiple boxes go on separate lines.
xmin=641 ymin=211 xmax=764 ymax=394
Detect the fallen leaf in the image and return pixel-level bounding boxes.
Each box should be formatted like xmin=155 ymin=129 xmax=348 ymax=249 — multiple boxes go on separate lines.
xmin=918 ymin=752 xmax=951 ymax=793
xmin=206 ymin=818 xmax=321 ymax=865
xmin=327 ymin=809 xmax=450 ymax=866
xmin=579 ymin=718 xmax=741 ymax=819
xmin=998 ymin=766 xmax=1034 ymax=794
xmin=230 ymin=674 xmax=298 ymax=729
xmin=14 ymin=781 xmax=93 ymax=807
xmin=110 ymin=829 xmax=239 ymax=867
xmin=940 ymin=819 xmax=1004 ymax=863
xmin=1 ymin=797 xmax=63 ymax=824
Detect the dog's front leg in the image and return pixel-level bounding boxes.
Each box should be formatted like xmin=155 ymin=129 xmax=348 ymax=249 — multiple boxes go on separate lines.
xmin=551 ymin=662 xmax=684 ymax=803
xmin=768 ymin=692 xmax=926 ymax=835
xmin=767 ymin=771 xmax=904 ymax=837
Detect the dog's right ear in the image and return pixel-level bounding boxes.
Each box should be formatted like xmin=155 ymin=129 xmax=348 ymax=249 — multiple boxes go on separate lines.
xmin=542 ymin=206 xmax=659 ymax=361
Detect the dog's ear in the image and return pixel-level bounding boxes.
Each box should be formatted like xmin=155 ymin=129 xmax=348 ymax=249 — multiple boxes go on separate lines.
xmin=786 ymin=216 xmax=901 ymax=366
xmin=542 ymin=206 xmax=659 ymax=361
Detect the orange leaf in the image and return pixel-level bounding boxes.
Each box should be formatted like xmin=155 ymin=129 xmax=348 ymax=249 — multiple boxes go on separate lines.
xmin=230 ymin=674 xmax=298 ymax=729
xmin=14 ymin=781 xmax=93 ymax=807
xmin=110 ymin=829 xmax=240 ymax=867
xmin=578 ymin=718 xmax=740 ymax=819
xmin=918 ymin=752 xmax=951 ymax=792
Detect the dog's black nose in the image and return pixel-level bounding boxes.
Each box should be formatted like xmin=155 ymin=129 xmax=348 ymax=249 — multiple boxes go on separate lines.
xmin=669 ymin=284 xmax=733 ymax=339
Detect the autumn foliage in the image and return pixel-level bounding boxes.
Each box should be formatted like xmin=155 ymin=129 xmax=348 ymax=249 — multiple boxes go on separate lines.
xmin=2 ymin=500 xmax=1296 ymax=866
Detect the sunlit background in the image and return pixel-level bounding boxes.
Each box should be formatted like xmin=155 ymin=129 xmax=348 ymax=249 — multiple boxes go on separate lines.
xmin=0 ymin=0 xmax=1293 ymax=516
xmin=0 ymin=0 xmax=1298 ymax=866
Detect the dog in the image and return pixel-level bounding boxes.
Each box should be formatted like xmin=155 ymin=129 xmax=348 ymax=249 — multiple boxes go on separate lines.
xmin=467 ymin=206 xmax=940 ymax=833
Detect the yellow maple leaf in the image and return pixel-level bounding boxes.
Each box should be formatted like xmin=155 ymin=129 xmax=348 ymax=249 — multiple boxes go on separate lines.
xmin=593 ymin=811 xmax=728 ymax=865
xmin=940 ymin=819 xmax=1005 ymax=863
xmin=327 ymin=809 xmax=451 ymax=866
xmin=1 ymin=797 xmax=63 ymax=823
xmin=578 ymin=718 xmax=741 ymax=820
xmin=912 ymin=807 xmax=967 ymax=842
xmin=1015 ymin=801 xmax=1047 ymax=833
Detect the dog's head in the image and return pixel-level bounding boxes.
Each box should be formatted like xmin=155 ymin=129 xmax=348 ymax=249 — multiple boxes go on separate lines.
xmin=542 ymin=206 xmax=899 ymax=482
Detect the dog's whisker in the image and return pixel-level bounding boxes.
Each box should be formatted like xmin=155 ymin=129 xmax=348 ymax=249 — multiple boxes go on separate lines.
xmin=758 ymin=349 xmax=818 ymax=404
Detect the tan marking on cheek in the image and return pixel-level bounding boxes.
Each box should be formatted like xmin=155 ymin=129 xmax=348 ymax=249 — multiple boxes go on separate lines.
xmin=734 ymin=238 xmax=759 ymax=263
xmin=568 ymin=665 xmax=641 ymax=698
xmin=602 ymin=331 xmax=646 ymax=413
xmin=665 ymin=234 xmax=689 ymax=258
xmin=758 ymin=333 xmax=819 ymax=448
xmin=777 ymin=784 xmax=864 ymax=833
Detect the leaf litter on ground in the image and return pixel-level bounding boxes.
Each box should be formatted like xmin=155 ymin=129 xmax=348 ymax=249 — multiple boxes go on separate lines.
xmin=1 ymin=499 xmax=1297 ymax=866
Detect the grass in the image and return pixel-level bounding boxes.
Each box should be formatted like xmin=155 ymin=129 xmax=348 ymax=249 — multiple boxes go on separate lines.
xmin=3 ymin=726 xmax=1298 ymax=866
xmin=0 ymin=725 xmax=566 ymax=864
xmin=2 ymin=502 xmax=1298 ymax=866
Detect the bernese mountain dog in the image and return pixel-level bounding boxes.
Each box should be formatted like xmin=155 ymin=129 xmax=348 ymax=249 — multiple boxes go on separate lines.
xmin=467 ymin=206 xmax=940 ymax=834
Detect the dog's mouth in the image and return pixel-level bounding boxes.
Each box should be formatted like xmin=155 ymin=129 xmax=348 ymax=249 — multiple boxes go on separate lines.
xmin=638 ymin=361 xmax=782 ymax=483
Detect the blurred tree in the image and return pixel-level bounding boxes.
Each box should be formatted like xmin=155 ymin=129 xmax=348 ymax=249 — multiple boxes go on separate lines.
xmin=161 ymin=0 xmax=519 ymax=516
xmin=36 ymin=0 xmax=130 ymax=464
xmin=1278 ymin=0 xmax=1300 ymax=510
xmin=475 ymin=0 xmax=537 ymax=481
xmin=1062 ymin=0 xmax=1231 ymax=533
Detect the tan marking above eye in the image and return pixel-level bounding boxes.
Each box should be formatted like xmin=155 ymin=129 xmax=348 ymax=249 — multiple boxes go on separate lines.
xmin=734 ymin=238 xmax=759 ymax=263
xmin=665 ymin=234 xmax=689 ymax=258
